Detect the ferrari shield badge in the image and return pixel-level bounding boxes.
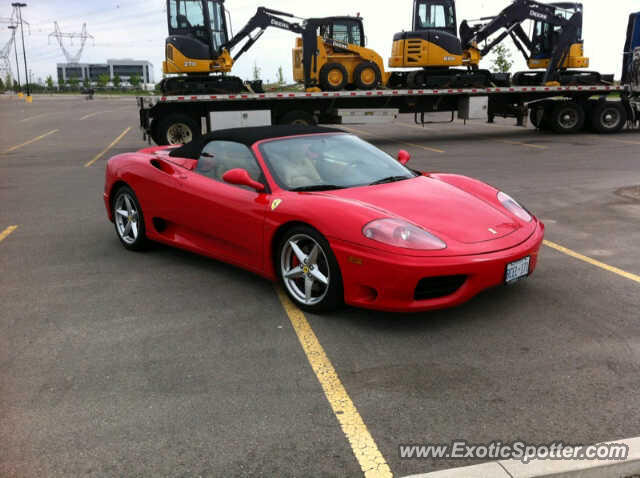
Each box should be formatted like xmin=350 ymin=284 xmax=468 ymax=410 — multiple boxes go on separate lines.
xmin=271 ymin=199 xmax=283 ymax=211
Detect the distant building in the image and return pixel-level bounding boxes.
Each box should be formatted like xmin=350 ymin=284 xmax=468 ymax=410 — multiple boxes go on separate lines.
xmin=56 ymin=59 xmax=154 ymax=85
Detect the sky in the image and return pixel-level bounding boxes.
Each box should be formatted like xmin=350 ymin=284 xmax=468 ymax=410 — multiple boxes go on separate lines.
xmin=1 ymin=0 xmax=639 ymax=85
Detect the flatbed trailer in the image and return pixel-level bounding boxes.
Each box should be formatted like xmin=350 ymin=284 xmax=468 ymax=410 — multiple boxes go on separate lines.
xmin=137 ymin=84 xmax=629 ymax=145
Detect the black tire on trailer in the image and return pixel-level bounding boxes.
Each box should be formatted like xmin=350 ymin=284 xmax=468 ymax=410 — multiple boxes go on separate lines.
xmin=319 ymin=63 xmax=349 ymax=91
xmin=590 ymin=101 xmax=627 ymax=134
xmin=155 ymin=113 xmax=201 ymax=146
xmin=529 ymin=105 xmax=545 ymax=129
xmin=279 ymin=110 xmax=317 ymax=126
xmin=549 ymin=101 xmax=585 ymax=134
xmin=353 ymin=62 xmax=381 ymax=90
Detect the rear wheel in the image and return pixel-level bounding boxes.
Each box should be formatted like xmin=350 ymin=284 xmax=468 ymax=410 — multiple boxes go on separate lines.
xmin=590 ymin=101 xmax=627 ymax=134
xmin=319 ymin=63 xmax=348 ymax=91
xmin=549 ymin=101 xmax=585 ymax=134
xmin=278 ymin=226 xmax=343 ymax=313
xmin=112 ymin=185 xmax=147 ymax=251
xmin=279 ymin=110 xmax=316 ymax=126
xmin=156 ymin=113 xmax=200 ymax=145
xmin=353 ymin=62 xmax=381 ymax=90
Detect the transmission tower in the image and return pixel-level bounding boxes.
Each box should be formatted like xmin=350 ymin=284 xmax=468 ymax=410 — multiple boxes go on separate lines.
xmin=0 ymin=8 xmax=18 ymax=82
xmin=0 ymin=28 xmax=17 ymax=81
xmin=48 ymin=22 xmax=94 ymax=63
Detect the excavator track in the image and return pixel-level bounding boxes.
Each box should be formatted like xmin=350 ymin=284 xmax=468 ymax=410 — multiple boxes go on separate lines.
xmin=388 ymin=69 xmax=504 ymax=89
xmin=159 ymin=76 xmax=264 ymax=96
xmin=512 ymin=70 xmax=614 ymax=87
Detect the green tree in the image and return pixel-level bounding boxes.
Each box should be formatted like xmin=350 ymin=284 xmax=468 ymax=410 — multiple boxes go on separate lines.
xmin=67 ymin=77 xmax=80 ymax=91
xmin=277 ymin=66 xmax=284 ymax=85
xmin=113 ymin=74 xmax=122 ymax=89
xmin=489 ymin=44 xmax=513 ymax=74
xmin=0 ymin=77 xmax=4 ymax=92
xmin=97 ymin=73 xmax=110 ymax=88
xmin=252 ymin=62 xmax=261 ymax=81
xmin=129 ymin=73 xmax=141 ymax=90
xmin=45 ymin=75 xmax=54 ymax=90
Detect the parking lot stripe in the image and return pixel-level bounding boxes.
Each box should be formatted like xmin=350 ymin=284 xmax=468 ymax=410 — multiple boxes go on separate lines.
xmin=276 ymin=288 xmax=393 ymax=477
xmin=85 ymin=127 xmax=132 ymax=168
xmin=19 ymin=113 xmax=49 ymax=123
xmin=497 ymin=139 xmax=547 ymax=149
xmin=80 ymin=110 xmax=112 ymax=121
xmin=544 ymin=240 xmax=640 ymax=284
xmin=342 ymin=125 xmax=445 ymax=154
xmin=0 ymin=225 xmax=18 ymax=243
xmin=2 ymin=129 xmax=59 ymax=155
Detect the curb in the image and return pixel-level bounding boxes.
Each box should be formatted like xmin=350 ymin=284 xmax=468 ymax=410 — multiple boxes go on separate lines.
xmin=403 ymin=437 xmax=640 ymax=478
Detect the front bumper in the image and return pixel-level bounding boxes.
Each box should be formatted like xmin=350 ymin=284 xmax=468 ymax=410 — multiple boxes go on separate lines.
xmin=330 ymin=221 xmax=545 ymax=313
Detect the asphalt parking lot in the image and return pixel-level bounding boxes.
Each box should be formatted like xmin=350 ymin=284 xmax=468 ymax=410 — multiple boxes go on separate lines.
xmin=1 ymin=94 xmax=640 ymax=477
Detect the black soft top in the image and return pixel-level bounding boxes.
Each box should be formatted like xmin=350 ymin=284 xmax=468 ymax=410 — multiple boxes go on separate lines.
xmin=169 ymin=125 xmax=344 ymax=159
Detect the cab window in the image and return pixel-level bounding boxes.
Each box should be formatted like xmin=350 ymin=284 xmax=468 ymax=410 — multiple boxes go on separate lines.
xmin=196 ymin=141 xmax=264 ymax=189
xmin=417 ymin=2 xmax=455 ymax=30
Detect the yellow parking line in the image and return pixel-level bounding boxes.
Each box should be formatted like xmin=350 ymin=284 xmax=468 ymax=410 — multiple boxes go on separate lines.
xmin=544 ymin=240 xmax=640 ymax=284
xmin=0 ymin=225 xmax=18 ymax=243
xmin=276 ymin=288 xmax=392 ymax=477
xmin=19 ymin=113 xmax=49 ymax=123
xmin=400 ymin=141 xmax=445 ymax=154
xmin=2 ymin=129 xmax=59 ymax=154
xmin=498 ymin=139 xmax=547 ymax=150
xmin=85 ymin=127 xmax=131 ymax=168
xmin=343 ymin=125 xmax=445 ymax=154
xmin=80 ymin=110 xmax=112 ymax=121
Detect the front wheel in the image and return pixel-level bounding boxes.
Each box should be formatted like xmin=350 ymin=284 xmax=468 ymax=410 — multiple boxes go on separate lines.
xmin=591 ymin=101 xmax=627 ymax=134
xmin=278 ymin=226 xmax=343 ymax=313
xmin=113 ymin=185 xmax=147 ymax=251
xmin=549 ymin=101 xmax=585 ymax=134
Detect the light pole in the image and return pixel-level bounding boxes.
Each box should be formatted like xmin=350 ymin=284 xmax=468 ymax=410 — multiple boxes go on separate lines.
xmin=7 ymin=25 xmax=20 ymax=91
xmin=11 ymin=3 xmax=29 ymax=98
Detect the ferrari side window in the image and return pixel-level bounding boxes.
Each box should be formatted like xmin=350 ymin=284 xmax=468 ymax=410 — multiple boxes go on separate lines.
xmin=196 ymin=141 xmax=263 ymax=188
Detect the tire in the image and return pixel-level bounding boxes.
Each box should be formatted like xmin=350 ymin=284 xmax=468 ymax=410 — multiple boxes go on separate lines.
xmin=549 ymin=101 xmax=585 ymax=134
xmin=353 ymin=62 xmax=381 ymax=90
xmin=407 ymin=70 xmax=426 ymax=88
xmin=155 ymin=113 xmax=201 ymax=146
xmin=319 ymin=63 xmax=348 ymax=91
xmin=529 ymin=106 xmax=545 ymax=129
xmin=279 ymin=110 xmax=316 ymax=126
xmin=590 ymin=101 xmax=627 ymax=134
xmin=112 ymin=185 xmax=148 ymax=251
xmin=278 ymin=225 xmax=343 ymax=313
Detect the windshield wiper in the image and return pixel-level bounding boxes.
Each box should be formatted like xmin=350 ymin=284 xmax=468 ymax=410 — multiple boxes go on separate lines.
xmin=368 ymin=176 xmax=410 ymax=186
xmin=290 ymin=184 xmax=345 ymax=192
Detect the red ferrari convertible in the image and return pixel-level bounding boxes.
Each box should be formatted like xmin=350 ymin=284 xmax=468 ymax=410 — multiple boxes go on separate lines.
xmin=104 ymin=126 xmax=544 ymax=313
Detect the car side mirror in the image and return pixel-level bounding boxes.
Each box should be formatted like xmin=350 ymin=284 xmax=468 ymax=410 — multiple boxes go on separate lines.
xmin=222 ymin=168 xmax=265 ymax=192
xmin=397 ymin=150 xmax=411 ymax=165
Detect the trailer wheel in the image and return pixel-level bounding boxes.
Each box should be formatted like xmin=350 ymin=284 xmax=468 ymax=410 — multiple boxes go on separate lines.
xmin=549 ymin=101 xmax=585 ymax=134
xmin=353 ymin=62 xmax=381 ymax=90
xmin=529 ymin=106 xmax=545 ymax=129
xmin=279 ymin=110 xmax=316 ymax=126
xmin=156 ymin=114 xmax=201 ymax=145
xmin=319 ymin=63 xmax=348 ymax=91
xmin=591 ymin=101 xmax=627 ymax=134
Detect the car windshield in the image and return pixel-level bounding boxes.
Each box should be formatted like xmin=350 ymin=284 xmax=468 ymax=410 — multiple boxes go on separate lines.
xmin=259 ymin=134 xmax=417 ymax=191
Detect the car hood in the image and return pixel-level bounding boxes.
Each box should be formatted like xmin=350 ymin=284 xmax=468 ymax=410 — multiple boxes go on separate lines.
xmin=321 ymin=176 xmax=520 ymax=244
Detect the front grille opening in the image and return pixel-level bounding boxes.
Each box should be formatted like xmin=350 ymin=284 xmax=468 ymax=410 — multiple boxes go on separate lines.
xmin=414 ymin=275 xmax=467 ymax=301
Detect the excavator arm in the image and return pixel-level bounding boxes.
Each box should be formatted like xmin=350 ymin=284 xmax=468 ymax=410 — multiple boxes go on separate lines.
xmin=223 ymin=7 xmax=304 ymax=62
xmin=460 ymin=0 xmax=582 ymax=82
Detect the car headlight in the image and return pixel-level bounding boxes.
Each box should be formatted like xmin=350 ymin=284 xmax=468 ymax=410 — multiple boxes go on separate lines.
xmin=498 ymin=191 xmax=532 ymax=222
xmin=362 ymin=218 xmax=446 ymax=250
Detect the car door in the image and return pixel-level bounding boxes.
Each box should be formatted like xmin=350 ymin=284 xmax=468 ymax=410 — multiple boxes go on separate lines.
xmin=176 ymin=140 xmax=270 ymax=273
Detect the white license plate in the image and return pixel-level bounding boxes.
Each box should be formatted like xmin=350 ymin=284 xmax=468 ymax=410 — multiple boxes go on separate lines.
xmin=505 ymin=256 xmax=531 ymax=284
